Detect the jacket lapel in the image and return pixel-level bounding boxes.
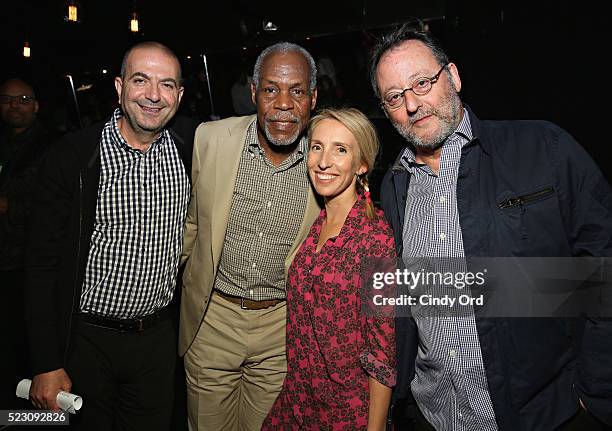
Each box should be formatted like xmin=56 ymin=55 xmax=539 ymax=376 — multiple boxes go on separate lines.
xmin=211 ymin=116 xmax=254 ymax=270
xmin=284 ymin=183 xmax=320 ymax=277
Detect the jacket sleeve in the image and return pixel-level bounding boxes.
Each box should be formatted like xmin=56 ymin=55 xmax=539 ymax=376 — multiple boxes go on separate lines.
xmin=181 ymin=123 xmax=205 ymax=264
xmin=554 ymin=125 xmax=612 ymax=425
xmin=25 ymin=140 xmax=75 ymax=375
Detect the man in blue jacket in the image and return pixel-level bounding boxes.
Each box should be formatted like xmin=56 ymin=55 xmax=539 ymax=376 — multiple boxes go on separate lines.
xmin=370 ymin=24 xmax=612 ymax=430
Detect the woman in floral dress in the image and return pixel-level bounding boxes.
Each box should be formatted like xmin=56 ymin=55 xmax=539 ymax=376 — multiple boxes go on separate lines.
xmin=262 ymin=108 xmax=396 ymax=430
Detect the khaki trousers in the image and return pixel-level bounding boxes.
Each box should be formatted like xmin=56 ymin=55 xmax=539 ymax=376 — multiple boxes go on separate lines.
xmin=184 ymin=291 xmax=287 ymax=431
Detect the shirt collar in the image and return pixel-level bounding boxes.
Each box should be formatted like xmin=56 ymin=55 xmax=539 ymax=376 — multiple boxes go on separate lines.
xmin=454 ymin=108 xmax=473 ymax=142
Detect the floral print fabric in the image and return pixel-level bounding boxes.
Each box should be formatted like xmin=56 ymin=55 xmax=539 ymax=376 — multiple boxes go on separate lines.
xmin=262 ymin=198 xmax=396 ymax=430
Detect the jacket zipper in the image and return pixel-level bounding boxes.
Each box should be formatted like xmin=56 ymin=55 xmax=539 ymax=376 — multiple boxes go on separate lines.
xmin=498 ymin=186 xmax=554 ymax=209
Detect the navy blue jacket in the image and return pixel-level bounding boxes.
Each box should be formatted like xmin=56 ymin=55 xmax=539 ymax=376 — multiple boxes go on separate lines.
xmin=381 ymin=106 xmax=612 ymax=430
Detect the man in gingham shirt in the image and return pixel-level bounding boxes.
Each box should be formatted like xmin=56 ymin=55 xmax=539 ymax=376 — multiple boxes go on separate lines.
xmin=373 ymin=25 xmax=612 ymax=430
xmin=180 ymin=42 xmax=320 ymax=430
xmin=26 ymin=42 xmax=195 ymax=430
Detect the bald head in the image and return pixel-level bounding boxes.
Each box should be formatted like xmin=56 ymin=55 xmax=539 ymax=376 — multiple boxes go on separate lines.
xmin=0 ymin=78 xmax=39 ymax=134
xmin=120 ymin=41 xmax=182 ymax=83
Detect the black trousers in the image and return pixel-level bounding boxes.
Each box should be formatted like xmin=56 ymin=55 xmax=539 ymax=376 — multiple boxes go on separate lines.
xmin=67 ymin=314 xmax=176 ymax=431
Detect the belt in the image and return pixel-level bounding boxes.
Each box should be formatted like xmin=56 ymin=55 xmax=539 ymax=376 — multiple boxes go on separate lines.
xmin=79 ymin=307 xmax=170 ymax=332
xmin=215 ymin=290 xmax=285 ymax=310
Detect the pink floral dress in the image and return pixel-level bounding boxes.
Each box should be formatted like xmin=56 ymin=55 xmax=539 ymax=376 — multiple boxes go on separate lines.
xmin=262 ymin=198 xmax=396 ymax=430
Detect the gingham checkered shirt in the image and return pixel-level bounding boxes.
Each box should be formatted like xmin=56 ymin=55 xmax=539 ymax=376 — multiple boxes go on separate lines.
xmin=80 ymin=109 xmax=191 ymax=318
xmin=213 ymin=119 xmax=309 ymax=301
xmin=401 ymin=110 xmax=498 ymax=431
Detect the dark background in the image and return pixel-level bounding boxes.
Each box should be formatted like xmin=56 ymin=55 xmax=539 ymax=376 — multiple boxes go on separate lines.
xmin=1 ymin=0 xmax=608 ymax=189
xmin=0 ymin=1 xmax=608 ymax=426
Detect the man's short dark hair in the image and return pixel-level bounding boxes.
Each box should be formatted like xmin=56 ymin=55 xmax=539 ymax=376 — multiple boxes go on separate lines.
xmin=369 ymin=24 xmax=450 ymax=99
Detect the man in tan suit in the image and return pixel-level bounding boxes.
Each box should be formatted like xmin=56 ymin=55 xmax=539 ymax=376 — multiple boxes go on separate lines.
xmin=180 ymin=42 xmax=320 ymax=430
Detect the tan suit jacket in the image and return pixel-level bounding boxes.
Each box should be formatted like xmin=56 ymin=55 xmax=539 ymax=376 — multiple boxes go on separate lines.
xmin=178 ymin=115 xmax=320 ymax=355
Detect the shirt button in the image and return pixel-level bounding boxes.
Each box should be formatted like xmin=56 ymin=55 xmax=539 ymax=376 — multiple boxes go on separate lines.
xmin=449 ymin=349 xmax=457 ymax=358
xmin=439 ymin=233 xmax=446 ymax=240
xmin=439 ymin=196 xmax=446 ymax=203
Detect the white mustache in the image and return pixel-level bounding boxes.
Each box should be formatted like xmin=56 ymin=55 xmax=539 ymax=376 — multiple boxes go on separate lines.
xmin=409 ymin=111 xmax=433 ymax=124
xmin=268 ymin=114 xmax=298 ymax=123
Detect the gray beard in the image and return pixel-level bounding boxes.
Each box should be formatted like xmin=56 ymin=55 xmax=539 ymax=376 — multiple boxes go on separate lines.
xmin=264 ymin=122 xmax=301 ymax=146
xmin=391 ymin=91 xmax=462 ymax=151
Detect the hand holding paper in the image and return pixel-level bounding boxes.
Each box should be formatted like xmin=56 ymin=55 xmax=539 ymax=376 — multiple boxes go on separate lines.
xmin=16 ymin=378 xmax=83 ymax=414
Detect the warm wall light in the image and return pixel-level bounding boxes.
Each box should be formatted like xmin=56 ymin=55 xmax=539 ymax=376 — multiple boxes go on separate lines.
xmin=130 ymin=12 xmax=139 ymax=33
xmin=68 ymin=4 xmax=77 ymax=21
xmin=65 ymin=1 xmax=80 ymax=23
xmin=23 ymin=41 xmax=31 ymax=58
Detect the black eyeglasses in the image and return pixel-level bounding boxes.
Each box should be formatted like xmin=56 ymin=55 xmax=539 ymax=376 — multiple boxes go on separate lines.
xmin=0 ymin=95 xmax=36 ymax=105
xmin=381 ymin=63 xmax=449 ymax=110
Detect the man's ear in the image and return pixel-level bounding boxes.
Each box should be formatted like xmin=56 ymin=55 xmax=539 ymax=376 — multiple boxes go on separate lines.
xmin=114 ymin=77 xmax=123 ymax=104
xmin=250 ymin=82 xmax=257 ymax=105
xmin=310 ymin=88 xmax=318 ymax=110
xmin=446 ymin=62 xmax=462 ymax=93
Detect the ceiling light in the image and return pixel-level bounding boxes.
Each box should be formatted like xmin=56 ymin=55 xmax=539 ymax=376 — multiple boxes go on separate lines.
xmin=65 ymin=0 xmax=80 ymax=23
xmin=263 ymin=20 xmax=278 ymax=32
xmin=130 ymin=12 xmax=139 ymax=33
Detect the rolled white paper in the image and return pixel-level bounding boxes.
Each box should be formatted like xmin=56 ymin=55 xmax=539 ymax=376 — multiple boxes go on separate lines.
xmin=16 ymin=379 xmax=83 ymax=414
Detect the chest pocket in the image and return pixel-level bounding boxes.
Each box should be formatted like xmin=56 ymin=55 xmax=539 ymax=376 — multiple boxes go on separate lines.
xmin=498 ymin=186 xmax=554 ymax=210
xmin=495 ymin=185 xmax=565 ymax=254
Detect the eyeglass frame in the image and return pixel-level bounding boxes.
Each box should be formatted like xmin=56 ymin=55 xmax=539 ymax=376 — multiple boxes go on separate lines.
xmin=380 ymin=63 xmax=450 ymax=111
xmin=0 ymin=94 xmax=36 ymax=105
